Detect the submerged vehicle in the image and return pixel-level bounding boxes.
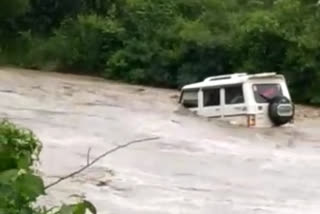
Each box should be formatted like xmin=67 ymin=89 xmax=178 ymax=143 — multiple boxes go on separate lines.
xmin=179 ymin=73 xmax=295 ymax=128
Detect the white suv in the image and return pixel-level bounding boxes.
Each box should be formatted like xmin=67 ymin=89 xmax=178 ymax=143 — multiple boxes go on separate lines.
xmin=179 ymin=73 xmax=294 ymax=128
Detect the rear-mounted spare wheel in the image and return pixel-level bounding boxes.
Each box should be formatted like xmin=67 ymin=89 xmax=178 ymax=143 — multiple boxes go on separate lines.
xmin=268 ymin=96 xmax=294 ymax=126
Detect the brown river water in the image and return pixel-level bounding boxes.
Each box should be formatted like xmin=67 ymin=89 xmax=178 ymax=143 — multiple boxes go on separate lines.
xmin=0 ymin=67 xmax=320 ymax=214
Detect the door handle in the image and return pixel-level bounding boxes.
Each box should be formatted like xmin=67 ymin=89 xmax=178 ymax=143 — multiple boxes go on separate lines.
xmin=234 ymin=106 xmax=246 ymax=111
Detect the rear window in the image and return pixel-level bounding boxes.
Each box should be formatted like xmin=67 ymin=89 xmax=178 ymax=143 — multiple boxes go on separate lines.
xmin=253 ymin=84 xmax=283 ymax=103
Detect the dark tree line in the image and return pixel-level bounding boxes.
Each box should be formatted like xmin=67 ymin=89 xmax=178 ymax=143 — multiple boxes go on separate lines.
xmin=1 ymin=0 xmax=320 ymax=104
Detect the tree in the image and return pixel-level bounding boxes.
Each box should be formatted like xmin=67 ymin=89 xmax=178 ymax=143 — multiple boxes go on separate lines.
xmin=0 ymin=0 xmax=30 ymax=18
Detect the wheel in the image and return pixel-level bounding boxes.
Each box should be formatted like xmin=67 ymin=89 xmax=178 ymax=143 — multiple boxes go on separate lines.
xmin=268 ymin=96 xmax=294 ymax=126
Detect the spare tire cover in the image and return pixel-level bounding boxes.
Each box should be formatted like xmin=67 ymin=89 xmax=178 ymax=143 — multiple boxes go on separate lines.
xmin=268 ymin=96 xmax=294 ymax=126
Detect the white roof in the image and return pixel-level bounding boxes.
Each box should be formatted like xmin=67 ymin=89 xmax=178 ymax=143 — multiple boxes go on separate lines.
xmin=182 ymin=72 xmax=284 ymax=90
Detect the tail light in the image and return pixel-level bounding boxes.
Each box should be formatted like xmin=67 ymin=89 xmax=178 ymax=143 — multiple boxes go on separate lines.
xmin=248 ymin=115 xmax=256 ymax=127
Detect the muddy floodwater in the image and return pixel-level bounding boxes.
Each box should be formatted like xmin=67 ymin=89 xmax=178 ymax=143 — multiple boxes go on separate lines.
xmin=1 ymin=67 xmax=320 ymax=214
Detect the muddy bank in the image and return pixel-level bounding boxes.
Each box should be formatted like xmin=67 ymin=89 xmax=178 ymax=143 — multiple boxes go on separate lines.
xmin=1 ymin=67 xmax=320 ymax=214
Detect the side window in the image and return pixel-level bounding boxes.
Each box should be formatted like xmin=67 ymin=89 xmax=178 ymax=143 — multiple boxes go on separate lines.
xmin=225 ymin=85 xmax=244 ymax=105
xmin=203 ymin=88 xmax=220 ymax=107
xmin=181 ymin=90 xmax=198 ymax=108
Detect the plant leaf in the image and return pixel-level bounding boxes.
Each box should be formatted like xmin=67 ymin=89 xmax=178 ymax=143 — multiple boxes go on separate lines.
xmin=56 ymin=201 xmax=97 ymax=214
xmin=0 ymin=169 xmax=19 ymax=184
xmin=15 ymin=173 xmax=45 ymax=200
xmin=83 ymin=200 xmax=97 ymax=214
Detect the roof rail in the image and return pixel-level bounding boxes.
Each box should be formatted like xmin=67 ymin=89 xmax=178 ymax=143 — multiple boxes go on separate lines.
xmin=204 ymin=73 xmax=247 ymax=82
xmin=248 ymin=72 xmax=277 ymax=78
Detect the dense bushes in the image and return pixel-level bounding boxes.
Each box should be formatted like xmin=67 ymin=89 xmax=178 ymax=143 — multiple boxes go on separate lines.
xmin=1 ymin=0 xmax=320 ymax=103
xmin=0 ymin=120 xmax=95 ymax=214
xmin=41 ymin=14 xmax=123 ymax=73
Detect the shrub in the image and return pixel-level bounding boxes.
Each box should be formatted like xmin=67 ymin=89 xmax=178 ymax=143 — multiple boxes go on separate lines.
xmin=0 ymin=120 xmax=96 ymax=214
xmin=44 ymin=14 xmax=123 ymax=73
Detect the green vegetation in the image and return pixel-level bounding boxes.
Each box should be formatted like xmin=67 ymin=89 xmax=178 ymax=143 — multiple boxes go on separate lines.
xmin=1 ymin=0 xmax=320 ymax=103
xmin=0 ymin=120 xmax=96 ymax=214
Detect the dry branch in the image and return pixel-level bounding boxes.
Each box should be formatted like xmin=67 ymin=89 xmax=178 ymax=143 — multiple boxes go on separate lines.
xmin=45 ymin=137 xmax=160 ymax=190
